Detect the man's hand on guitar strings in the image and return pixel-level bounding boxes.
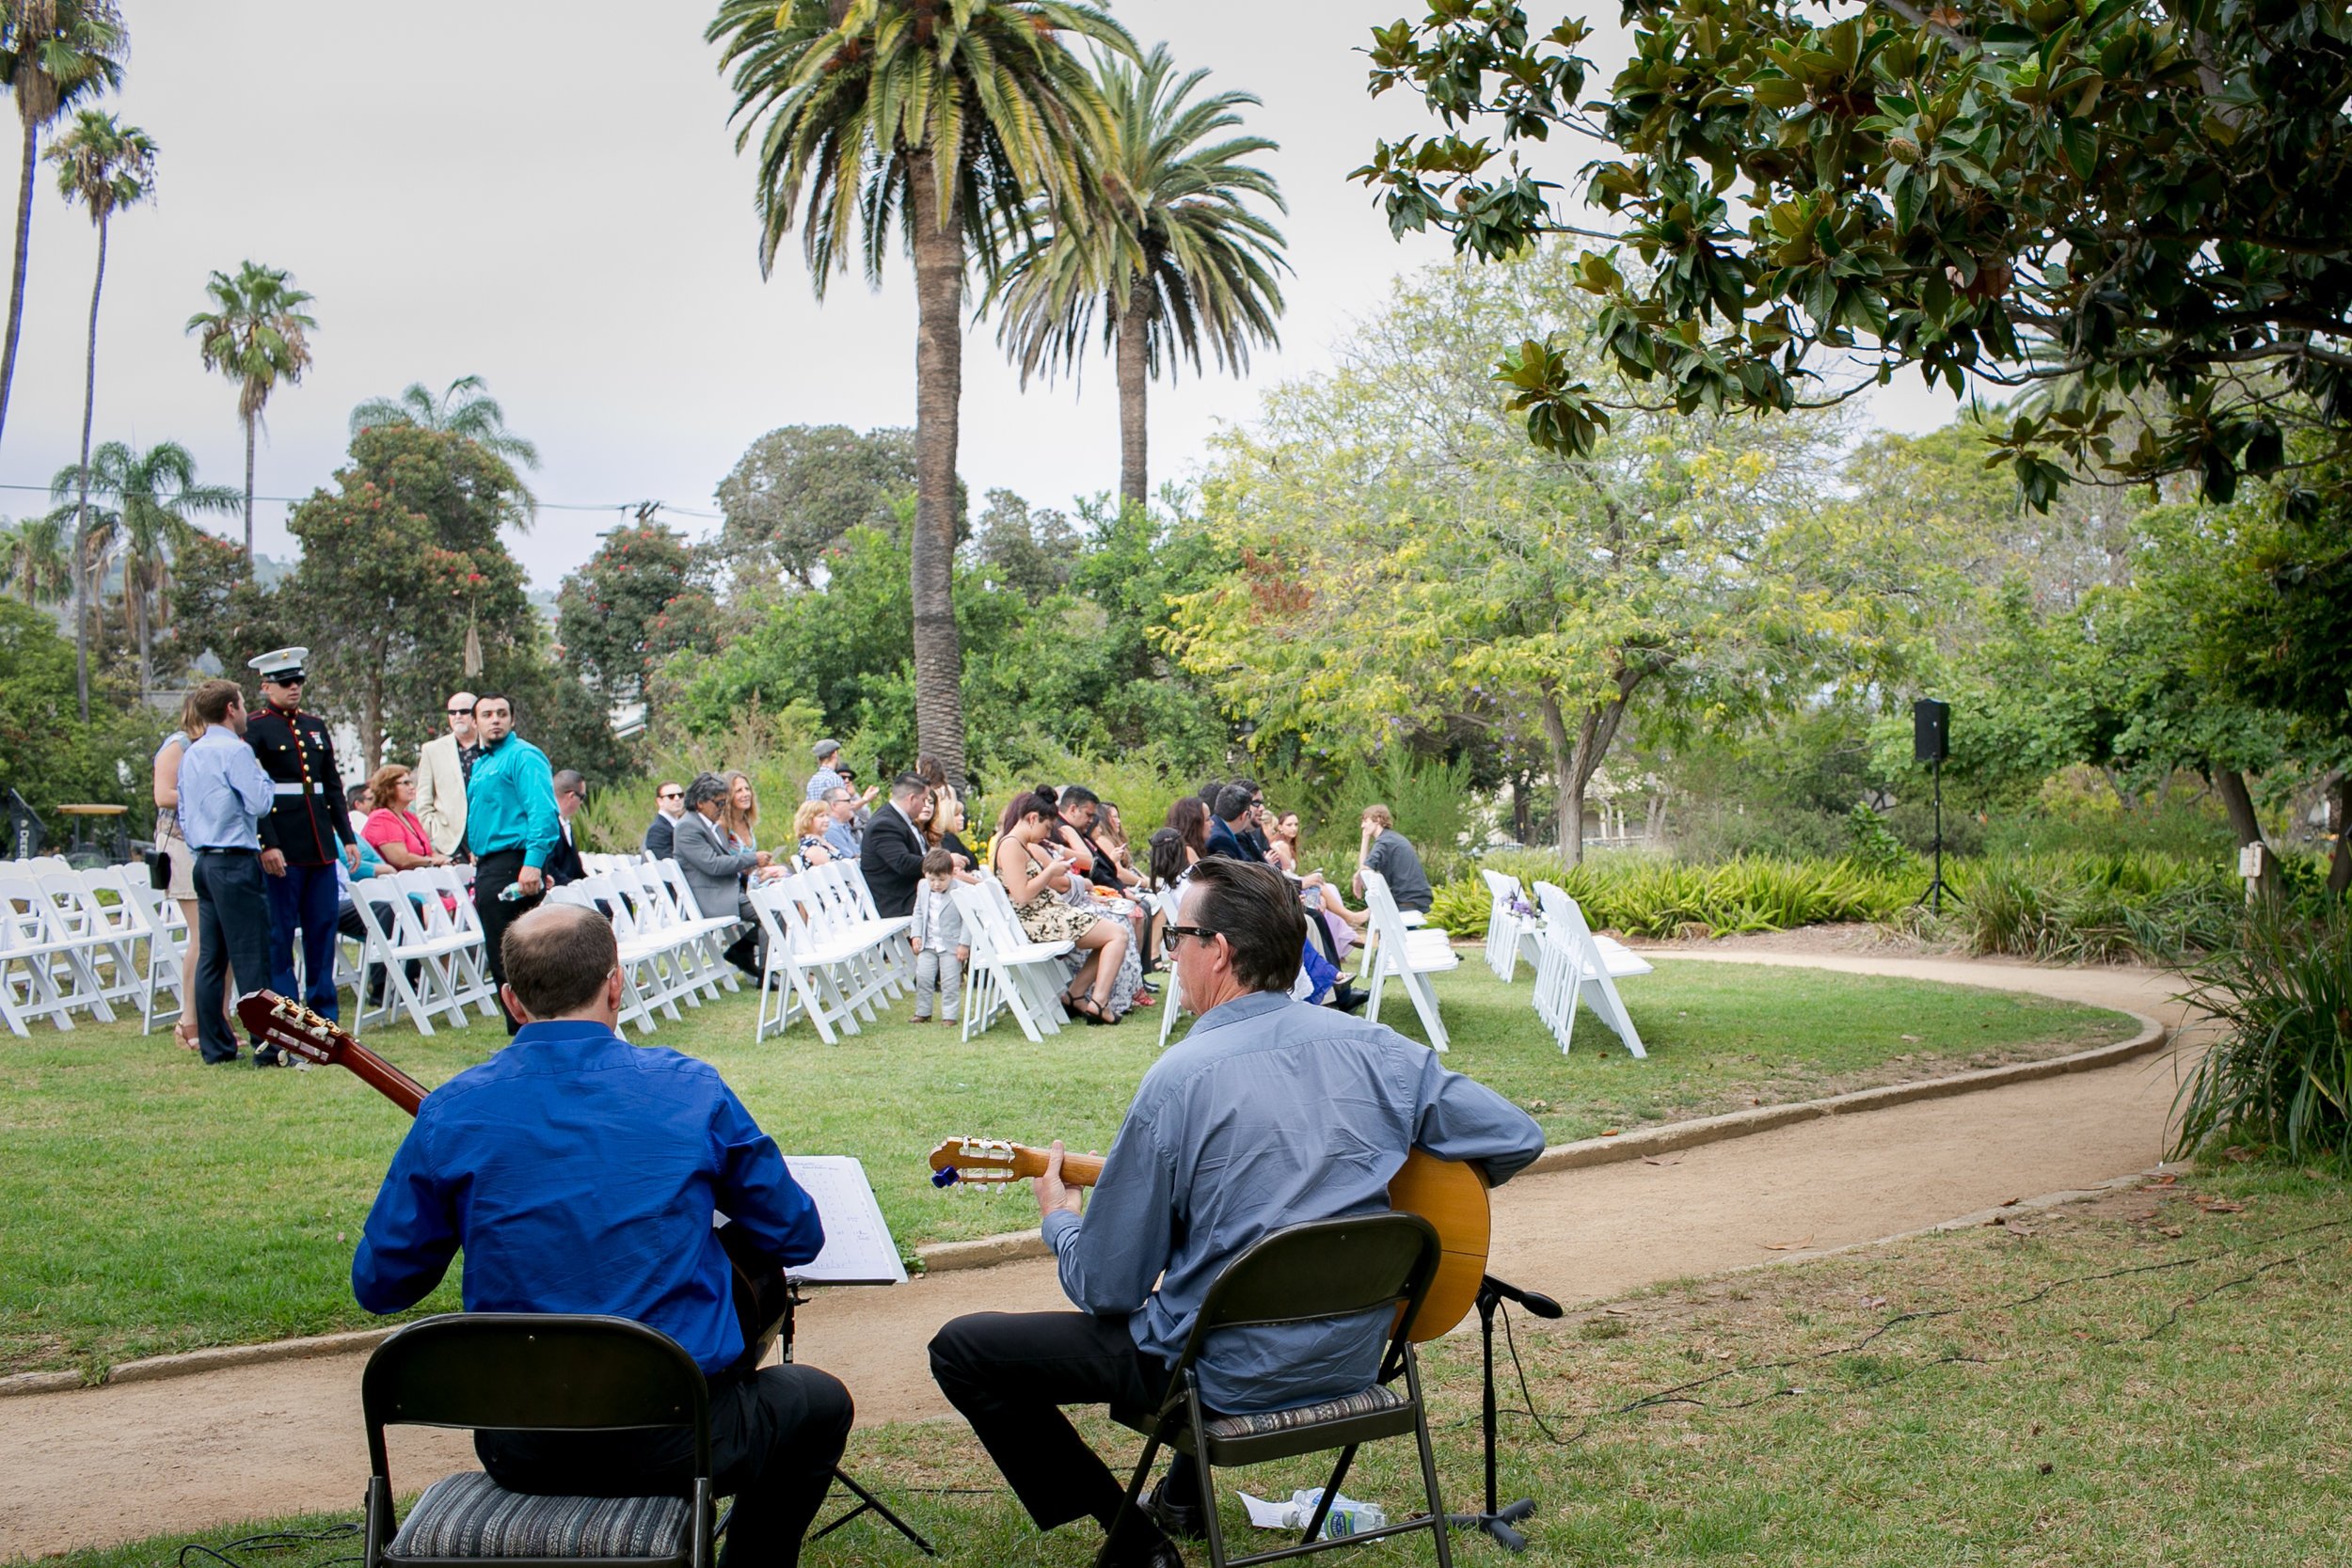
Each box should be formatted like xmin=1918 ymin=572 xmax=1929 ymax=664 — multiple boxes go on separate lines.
xmin=1032 ymin=1141 xmax=1086 ymax=1222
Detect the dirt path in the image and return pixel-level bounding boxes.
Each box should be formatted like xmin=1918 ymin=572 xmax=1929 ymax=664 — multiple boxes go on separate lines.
xmin=0 ymin=953 xmax=2197 ymax=1562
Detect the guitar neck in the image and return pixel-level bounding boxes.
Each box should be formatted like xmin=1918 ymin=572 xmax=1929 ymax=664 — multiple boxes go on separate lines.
xmin=342 ymin=1044 xmax=427 ymax=1117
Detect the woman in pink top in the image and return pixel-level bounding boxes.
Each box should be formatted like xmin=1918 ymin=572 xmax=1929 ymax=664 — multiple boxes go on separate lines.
xmin=361 ymin=765 xmax=449 ymax=869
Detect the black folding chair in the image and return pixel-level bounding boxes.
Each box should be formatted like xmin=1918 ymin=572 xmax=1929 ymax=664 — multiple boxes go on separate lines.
xmin=1097 ymin=1212 xmax=1454 ymax=1568
xmin=360 ymin=1314 xmax=713 ymax=1568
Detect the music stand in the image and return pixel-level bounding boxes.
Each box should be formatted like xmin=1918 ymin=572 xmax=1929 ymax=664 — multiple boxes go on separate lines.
xmin=738 ymin=1156 xmax=936 ymax=1557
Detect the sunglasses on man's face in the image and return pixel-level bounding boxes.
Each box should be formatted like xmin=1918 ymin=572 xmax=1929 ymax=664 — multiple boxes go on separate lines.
xmin=1166 ymin=925 xmax=1222 ymax=949
xmin=449 ymin=706 xmax=474 ymax=716
xmin=660 ymin=791 xmax=683 ymax=800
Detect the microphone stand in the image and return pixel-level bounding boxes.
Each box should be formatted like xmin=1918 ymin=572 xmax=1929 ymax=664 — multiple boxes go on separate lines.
xmin=1447 ymin=1275 xmax=1561 ymax=1552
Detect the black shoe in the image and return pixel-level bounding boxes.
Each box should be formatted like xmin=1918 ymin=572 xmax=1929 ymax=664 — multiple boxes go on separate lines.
xmin=1329 ymin=985 xmax=1371 ymax=1015
xmin=252 ymin=1044 xmax=283 ymax=1068
xmin=1144 ymin=1477 xmax=1206 ymax=1543
xmin=1104 ymin=1521 xmax=1185 ymax=1568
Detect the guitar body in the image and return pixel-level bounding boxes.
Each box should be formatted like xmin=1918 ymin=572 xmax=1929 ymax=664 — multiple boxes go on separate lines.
xmin=927 ymin=1137 xmax=1493 ymax=1339
xmin=237 ymin=989 xmax=793 ymax=1376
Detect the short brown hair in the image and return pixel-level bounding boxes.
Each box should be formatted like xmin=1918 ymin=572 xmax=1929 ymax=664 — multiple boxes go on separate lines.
xmin=1184 ymin=858 xmax=1304 ymax=995
xmin=191 ymin=678 xmax=243 ymax=726
xmin=1362 ymin=804 xmax=1393 ymax=832
xmin=501 ymin=904 xmax=618 ymax=1019
xmin=922 ymin=847 xmax=954 ymax=878
xmin=365 ymin=764 xmax=411 ymax=812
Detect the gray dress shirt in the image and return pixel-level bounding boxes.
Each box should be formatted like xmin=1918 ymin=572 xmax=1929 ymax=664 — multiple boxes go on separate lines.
xmin=174 ymin=727 xmax=277 ymax=849
xmin=1041 ymin=989 xmax=1544 ymax=1412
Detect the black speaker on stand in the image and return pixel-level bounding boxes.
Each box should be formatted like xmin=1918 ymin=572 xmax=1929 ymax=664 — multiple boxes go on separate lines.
xmin=1913 ymin=699 xmax=1951 ymax=914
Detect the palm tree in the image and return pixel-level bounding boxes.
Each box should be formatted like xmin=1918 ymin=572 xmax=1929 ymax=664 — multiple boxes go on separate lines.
xmin=0 ymin=0 xmax=125 ymax=460
xmin=349 ymin=374 xmax=540 ymax=467
xmin=0 ymin=507 xmax=69 ymax=602
xmin=707 ymin=0 xmax=1132 ymax=787
xmin=989 ymin=45 xmax=1288 ymax=506
xmin=185 ymin=261 xmax=317 ymax=561
xmin=46 ymin=105 xmax=152 ymax=719
xmin=52 ymin=439 xmax=233 ymax=691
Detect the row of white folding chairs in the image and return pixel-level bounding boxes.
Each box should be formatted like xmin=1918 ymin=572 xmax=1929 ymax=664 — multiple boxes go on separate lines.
xmin=546 ymin=858 xmax=745 ymax=1034
xmin=0 ymin=863 xmax=154 ymax=1035
xmin=1480 ymin=868 xmax=1549 ymax=983
xmin=948 ymin=877 xmax=1079 ymax=1043
xmin=1529 ymin=881 xmax=1651 ymax=1058
xmin=344 ymin=865 xmax=500 ymax=1037
xmin=1350 ymin=867 xmax=1460 ymax=1051
xmin=748 ymin=860 xmax=913 ymax=1043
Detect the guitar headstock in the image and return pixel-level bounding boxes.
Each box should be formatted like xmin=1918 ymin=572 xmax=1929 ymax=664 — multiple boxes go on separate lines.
xmin=234 ymin=990 xmax=352 ymax=1069
xmin=928 ymin=1136 xmax=1029 ymax=1191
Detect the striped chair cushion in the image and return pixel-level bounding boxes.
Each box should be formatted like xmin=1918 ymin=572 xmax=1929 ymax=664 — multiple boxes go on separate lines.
xmin=389 ymin=1471 xmax=689 ymax=1560
xmin=1200 ymin=1385 xmax=1407 ymax=1442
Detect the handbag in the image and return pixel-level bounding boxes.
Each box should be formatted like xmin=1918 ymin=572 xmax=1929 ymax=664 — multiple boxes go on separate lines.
xmin=147 ymin=848 xmax=171 ymax=890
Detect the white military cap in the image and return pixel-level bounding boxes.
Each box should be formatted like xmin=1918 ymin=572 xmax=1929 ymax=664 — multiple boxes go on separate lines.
xmin=246 ymin=646 xmax=310 ymax=681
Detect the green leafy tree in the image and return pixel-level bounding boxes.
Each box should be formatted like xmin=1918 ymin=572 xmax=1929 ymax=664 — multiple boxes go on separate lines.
xmin=556 ymin=520 xmax=716 ymax=732
xmin=0 ymin=0 xmax=122 ymax=459
xmin=0 ymin=595 xmax=151 ymax=838
xmin=0 ymin=507 xmax=68 ymax=603
xmin=710 ymin=424 xmax=961 ymax=592
xmin=707 ymin=0 xmax=1133 ymax=786
xmin=165 ymin=527 xmax=290 ymax=682
xmin=348 ymin=373 xmax=541 ymax=480
xmin=1357 ymin=2 xmax=2352 ymax=513
xmin=185 ymin=260 xmax=317 ymax=559
xmin=53 ymin=440 xmax=235 ymax=694
xmin=988 ymin=43 xmax=1287 ymax=504
xmin=971 ymin=487 xmax=1076 ymax=604
xmin=45 ymin=105 xmax=152 ymax=719
xmin=282 ymin=425 xmax=531 ymax=770
xmin=1163 ymin=250 xmax=1898 ymax=860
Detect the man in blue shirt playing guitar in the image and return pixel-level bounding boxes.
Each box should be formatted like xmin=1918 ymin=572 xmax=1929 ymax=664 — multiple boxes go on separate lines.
xmin=353 ymin=904 xmax=851 ymax=1567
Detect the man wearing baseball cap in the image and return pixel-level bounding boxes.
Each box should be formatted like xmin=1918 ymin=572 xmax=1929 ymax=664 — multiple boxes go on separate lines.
xmin=805 ymin=738 xmax=846 ymax=803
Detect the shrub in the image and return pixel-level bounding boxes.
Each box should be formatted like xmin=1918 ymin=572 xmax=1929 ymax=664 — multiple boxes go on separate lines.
xmin=1947 ymin=852 xmax=2244 ymax=966
xmin=2172 ymin=907 xmax=2352 ymax=1164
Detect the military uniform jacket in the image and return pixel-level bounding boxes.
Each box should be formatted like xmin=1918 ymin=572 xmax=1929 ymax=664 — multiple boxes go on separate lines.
xmin=246 ymin=705 xmax=359 ymax=865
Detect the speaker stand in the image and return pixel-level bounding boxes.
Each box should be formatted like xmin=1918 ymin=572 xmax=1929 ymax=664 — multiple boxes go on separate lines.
xmin=1915 ymin=756 xmax=1951 ymax=915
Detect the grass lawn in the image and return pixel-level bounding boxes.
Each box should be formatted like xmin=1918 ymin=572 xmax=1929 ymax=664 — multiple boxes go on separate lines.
xmin=28 ymin=1163 xmax=2347 ymax=1568
xmin=0 ymin=954 xmax=2131 ymax=1379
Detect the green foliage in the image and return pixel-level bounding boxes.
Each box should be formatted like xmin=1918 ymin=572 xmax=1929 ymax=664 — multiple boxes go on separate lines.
xmin=709 ymin=425 xmax=958 ymax=592
xmin=1844 ymin=803 xmax=1913 ymax=876
xmin=572 ymin=707 xmax=824 ymax=857
xmin=1947 ymin=851 xmax=2253 ymax=966
xmin=0 ymin=598 xmax=155 ymax=839
xmin=556 ymin=520 xmax=714 ymax=723
xmin=2173 ymin=907 xmax=2352 ymax=1164
xmin=1359 ymin=2 xmax=2352 ymax=512
xmin=348 ymin=375 xmax=539 ymax=472
xmin=164 ymin=528 xmax=290 ymax=681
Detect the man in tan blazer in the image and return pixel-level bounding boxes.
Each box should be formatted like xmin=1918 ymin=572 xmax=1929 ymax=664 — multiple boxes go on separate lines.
xmin=413 ymin=690 xmax=477 ymax=857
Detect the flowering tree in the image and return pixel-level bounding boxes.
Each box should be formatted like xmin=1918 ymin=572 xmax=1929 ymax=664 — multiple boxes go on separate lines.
xmin=555 ymin=519 xmax=715 ymax=734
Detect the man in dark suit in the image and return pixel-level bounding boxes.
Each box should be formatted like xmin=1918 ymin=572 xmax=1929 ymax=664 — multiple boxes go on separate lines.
xmin=1201 ymin=784 xmax=1264 ymax=863
xmin=644 ymin=781 xmax=685 ymax=859
xmin=858 ymin=773 xmax=930 ymax=919
xmin=546 ymin=769 xmax=590 ymax=887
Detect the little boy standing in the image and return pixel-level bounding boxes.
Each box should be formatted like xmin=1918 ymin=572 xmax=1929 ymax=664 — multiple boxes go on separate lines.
xmin=909 ymin=847 xmax=967 ymax=1023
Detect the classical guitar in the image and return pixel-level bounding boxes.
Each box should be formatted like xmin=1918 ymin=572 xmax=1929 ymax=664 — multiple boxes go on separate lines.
xmin=235 ymin=990 xmax=794 ymax=1374
xmin=926 ymin=1137 xmax=1490 ymax=1340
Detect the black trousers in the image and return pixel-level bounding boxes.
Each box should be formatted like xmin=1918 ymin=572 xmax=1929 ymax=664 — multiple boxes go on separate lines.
xmin=929 ymin=1311 xmax=1192 ymax=1536
xmin=478 ymin=1364 xmax=851 ymax=1568
xmin=191 ymin=849 xmax=274 ymax=1064
xmin=472 ymin=848 xmax=542 ymax=1037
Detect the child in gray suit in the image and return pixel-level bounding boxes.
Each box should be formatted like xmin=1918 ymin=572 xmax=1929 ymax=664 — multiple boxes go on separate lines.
xmin=910 ymin=847 xmax=967 ymax=1022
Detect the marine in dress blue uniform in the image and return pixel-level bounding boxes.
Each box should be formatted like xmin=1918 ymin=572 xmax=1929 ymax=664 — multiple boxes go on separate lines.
xmin=246 ymin=648 xmax=361 ymax=1021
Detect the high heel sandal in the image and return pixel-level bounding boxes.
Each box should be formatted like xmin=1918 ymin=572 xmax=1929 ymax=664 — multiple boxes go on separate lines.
xmin=172 ymin=1020 xmax=200 ymax=1053
xmin=1064 ymin=991 xmax=1110 ymax=1025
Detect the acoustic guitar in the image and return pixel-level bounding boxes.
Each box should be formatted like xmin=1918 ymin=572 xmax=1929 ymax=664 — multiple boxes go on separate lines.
xmin=926 ymin=1137 xmax=1490 ymax=1340
xmin=234 ymin=990 xmax=795 ymax=1375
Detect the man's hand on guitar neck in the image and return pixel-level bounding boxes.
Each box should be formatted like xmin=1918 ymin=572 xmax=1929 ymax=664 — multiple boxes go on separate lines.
xmin=1031 ymin=1140 xmax=1088 ymax=1223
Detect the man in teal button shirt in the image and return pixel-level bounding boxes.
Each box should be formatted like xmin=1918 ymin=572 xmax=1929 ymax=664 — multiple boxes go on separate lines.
xmin=463 ymin=692 xmax=562 ymax=1036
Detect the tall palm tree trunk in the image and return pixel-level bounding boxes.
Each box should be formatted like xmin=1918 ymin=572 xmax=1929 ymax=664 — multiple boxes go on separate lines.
xmin=241 ymin=408 xmax=257 ymax=561
xmin=0 ymin=119 xmax=37 ymax=457
xmin=69 ymin=210 xmax=109 ymax=721
xmin=907 ymin=148 xmax=969 ymax=787
xmin=1116 ymin=277 xmax=1151 ymax=508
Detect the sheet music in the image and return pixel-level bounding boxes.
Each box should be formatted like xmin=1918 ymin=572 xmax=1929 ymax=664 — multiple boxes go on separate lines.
xmin=782 ymin=1155 xmax=908 ymax=1286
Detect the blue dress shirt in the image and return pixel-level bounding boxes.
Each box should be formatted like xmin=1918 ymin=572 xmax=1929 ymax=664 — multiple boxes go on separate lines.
xmin=1042 ymin=990 xmax=1545 ymax=1412
xmin=464 ymin=734 xmax=562 ymax=868
xmin=351 ymin=1022 xmax=824 ymax=1375
xmin=175 ymin=726 xmax=277 ymax=849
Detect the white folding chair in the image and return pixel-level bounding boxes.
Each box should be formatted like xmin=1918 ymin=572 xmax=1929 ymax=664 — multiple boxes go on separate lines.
xmin=745 ymin=878 xmax=878 ymax=1044
xmin=115 ymin=867 xmax=189 ymax=1037
xmin=950 ymin=880 xmax=1073 ymax=1043
xmin=0 ymin=872 xmax=98 ymax=1033
xmin=1358 ymin=867 xmax=1457 ymax=1052
xmin=1480 ymin=868 xmax=1545 ymax=983
xmin=1531 ymin=881 xmax=1650 ymax=1057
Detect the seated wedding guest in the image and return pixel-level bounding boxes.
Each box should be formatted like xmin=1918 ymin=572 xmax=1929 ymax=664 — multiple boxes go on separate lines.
xmin=1230 ymin=778 xmax=1274 ymax=859
xmin=361 ymin=765 xmax=452 ymax=871
xmin=1263 ymin=809 xmax=1303 ymax=874
xmin=857 ymin=773 xmax=930 ymax=920
xmin=644 ymin=781 xmax=686 ymax=859
xmin=928 ymin=785 xmax=979 ymax=874
xmin=1057 ymin=785 xmax=1121 ymax=891
xmin=722 ymin=770 xmax=764 ymax=853
xmin=993 ymin=791 xmax=1128 ymax=1025
xmin=1202 ymin=784 xmax=1264 ymax=863
xmin=675 ymin=772 xmax=772 ymax=979
xmin=820 ymin=786 xmax=862 ymax=860
xmin=791 ymin=799 xmax=834 ymax=865
xmin=836 ymin=761 xmax=877 ymax=832
xmin=1164 ymin=796 xmax=1209 ymax=869
xmin=1355 ymin=803 xmax=1434 ymax=915
xmin=547 ymin=769 xmax=589 ymax=888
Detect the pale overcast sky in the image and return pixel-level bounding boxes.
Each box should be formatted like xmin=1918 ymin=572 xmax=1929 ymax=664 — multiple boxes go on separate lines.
xmin=1 ymin=1 xmax=1959 ymax=590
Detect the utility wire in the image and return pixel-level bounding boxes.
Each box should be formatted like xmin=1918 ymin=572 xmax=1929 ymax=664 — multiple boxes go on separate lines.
xmin=0 ymin=481 xmax=721 ymax=520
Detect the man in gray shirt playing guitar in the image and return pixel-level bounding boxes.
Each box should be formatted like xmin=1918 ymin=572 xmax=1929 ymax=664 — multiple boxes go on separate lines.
xmin=929 ymin=859 xmax=1544 ymax=1568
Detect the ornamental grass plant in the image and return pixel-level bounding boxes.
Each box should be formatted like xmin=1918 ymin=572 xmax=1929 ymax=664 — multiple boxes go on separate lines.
xmin=2172 ymin=905 xmax=2352 ymax=1164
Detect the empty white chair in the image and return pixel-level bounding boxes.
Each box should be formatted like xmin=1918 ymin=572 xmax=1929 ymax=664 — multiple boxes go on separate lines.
xmin=950 ymin=879 xmax=1073 ymax=1043
xmin=1358 ymin=867 xmax=1457 ymax=1052
xmin=1530 ymin=881 xmax=1650 ymax=1057
xmin=1480 ymin=868 xmax=1546 ymax=983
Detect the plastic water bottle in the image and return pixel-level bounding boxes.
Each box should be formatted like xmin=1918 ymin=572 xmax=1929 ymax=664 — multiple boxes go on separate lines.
xmin=498 ymin=881 xmax=531 ymax=902
xmin=1286 ymin=1490 xmax=1385 ymax=1539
